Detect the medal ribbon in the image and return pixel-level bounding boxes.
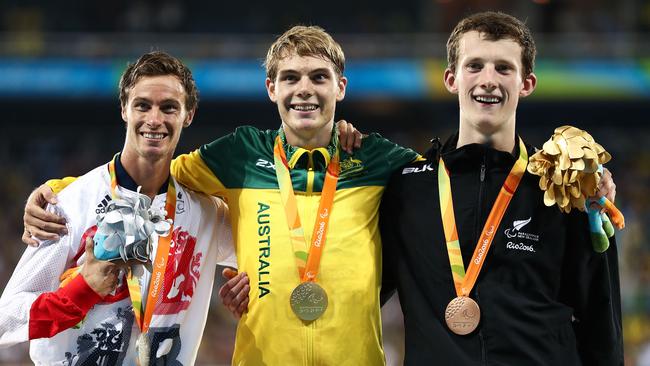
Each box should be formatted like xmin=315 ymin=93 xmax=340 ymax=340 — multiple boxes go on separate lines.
xmin=273 ymin=134 xmax=340 ymax=282
xmin=108 ymin=154 xmax=176 ymax=333
xmin=438 ymin=138 xmax=527 ymax=297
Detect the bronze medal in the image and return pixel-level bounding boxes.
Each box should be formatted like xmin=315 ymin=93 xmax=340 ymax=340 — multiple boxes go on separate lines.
xmin=445 ymin=296 xmax=481 ymax=335
xmin=290 ymin=282 xmax=328 ymax=321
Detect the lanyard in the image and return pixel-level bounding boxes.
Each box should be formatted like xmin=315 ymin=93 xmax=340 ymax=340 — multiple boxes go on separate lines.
xmin=108 ymin=154 xmax=176 ymax=333
xmin=273 ymin=134 xmax=340 ymax=282
xmin=438 ymin=138 xmax=527 ymax=297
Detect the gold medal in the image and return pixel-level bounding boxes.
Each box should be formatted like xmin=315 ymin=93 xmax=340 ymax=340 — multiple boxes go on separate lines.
xmin=445 ymin=296 xmax=480 ymax=335
xmin=290 ymin=282 xmax=328 ymax=321
xmin=136 ymin=332 xmax=151 ymax=365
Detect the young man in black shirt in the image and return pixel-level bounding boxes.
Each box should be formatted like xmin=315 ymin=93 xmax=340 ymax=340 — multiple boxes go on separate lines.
xmin=380 ymin=11 xmax=622 ymax=366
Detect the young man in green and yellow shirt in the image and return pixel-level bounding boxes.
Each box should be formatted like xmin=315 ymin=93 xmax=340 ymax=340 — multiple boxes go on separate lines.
xmin=24 ymin=26 xmax=418 ymax=365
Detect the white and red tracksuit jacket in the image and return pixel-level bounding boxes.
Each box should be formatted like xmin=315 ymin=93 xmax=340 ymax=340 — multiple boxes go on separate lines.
xmin=0 ymin=159 xmax=235 ymax=365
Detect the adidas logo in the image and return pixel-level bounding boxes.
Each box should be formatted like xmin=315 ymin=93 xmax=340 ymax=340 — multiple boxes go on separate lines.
xmin=95 ymin=194 xmax=111 ymax=214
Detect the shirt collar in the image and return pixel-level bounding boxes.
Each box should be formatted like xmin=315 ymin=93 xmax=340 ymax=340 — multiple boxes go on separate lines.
xmin=115 ymin=152 xmax=169 ymax=194
xmin=438 ymin=131 xmax=522 ymax=173
xmin=278 ymin=127 xmax=339 ymax=171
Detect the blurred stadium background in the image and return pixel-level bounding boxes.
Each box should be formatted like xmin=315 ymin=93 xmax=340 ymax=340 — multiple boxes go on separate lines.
xmin=0 ymin=0 xmax=649 ymax=364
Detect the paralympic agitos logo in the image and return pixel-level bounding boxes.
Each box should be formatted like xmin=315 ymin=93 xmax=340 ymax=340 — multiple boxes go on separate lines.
xmin=504 ymin=217 xmax=539 ymax=242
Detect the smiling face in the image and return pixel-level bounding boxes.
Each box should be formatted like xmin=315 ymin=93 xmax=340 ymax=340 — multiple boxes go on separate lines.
xmin=121 ymin=75 xmax=194 ymax=163
xmin=444 ymin=31 xmax=536 ymax=141
xmin=266 ymin=53 xmax=347 ymax=149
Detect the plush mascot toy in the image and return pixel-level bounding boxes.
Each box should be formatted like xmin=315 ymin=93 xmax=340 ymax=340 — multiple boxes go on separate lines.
xmin=93 ymin=187 xmax=172 ymax=269
xmin=59 ymin=187 xmax=172 ymax=287
xmin=528 ymin=126 xmax=625 ymax=252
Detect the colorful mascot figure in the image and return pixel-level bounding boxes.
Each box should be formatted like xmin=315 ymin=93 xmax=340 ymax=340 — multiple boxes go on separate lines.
xmin=528 ymin=126 xmax=624 ymax=253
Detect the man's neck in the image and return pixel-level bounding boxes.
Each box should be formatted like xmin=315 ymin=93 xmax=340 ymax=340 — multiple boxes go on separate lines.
xmin=119 ymin=150 xmax=172 ymax=199
xmin=282 ymin=122 xmax=334 ymax=150
xmin=456 ymin=120 xmax=516 ymax=154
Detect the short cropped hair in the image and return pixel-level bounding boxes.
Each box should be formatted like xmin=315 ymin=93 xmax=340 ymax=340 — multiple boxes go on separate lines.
xmin=119 ymin=51 xmax=198 ymax=111
xmin=264 ymin=25 xmax=345 ymax=81
xmin=446 ymin=11 xmax=537 ymax=78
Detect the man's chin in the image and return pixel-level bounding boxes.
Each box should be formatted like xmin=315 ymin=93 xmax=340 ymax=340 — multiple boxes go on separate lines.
xmin=138 ymin=147 xmax=173 ymax=162
xmin=470 ymin=117 xmax=512 ymax=134
xmin=286 ymin=119 xmax=329 ymax=132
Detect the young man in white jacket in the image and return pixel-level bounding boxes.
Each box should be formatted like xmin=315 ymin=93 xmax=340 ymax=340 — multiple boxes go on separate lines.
xmin=0 ymin=51 xmax=237 ymax=365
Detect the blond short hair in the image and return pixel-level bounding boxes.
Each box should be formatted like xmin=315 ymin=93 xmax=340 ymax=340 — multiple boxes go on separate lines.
xmin=265 ymin=25 xmax=345 ymax=81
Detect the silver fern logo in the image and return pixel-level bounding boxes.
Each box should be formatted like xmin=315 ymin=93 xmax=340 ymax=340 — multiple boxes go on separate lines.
xmin=504 ymin=218 xmax=531 ymax=238
xmin=504 ymin=217 xmax=539 ymax=242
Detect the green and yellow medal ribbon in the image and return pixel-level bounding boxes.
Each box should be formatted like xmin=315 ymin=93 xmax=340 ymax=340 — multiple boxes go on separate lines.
xmin=273 ymin=132 xmax=340 ymax=282
xmin=438 ymin=138 xmax=527 ymax=297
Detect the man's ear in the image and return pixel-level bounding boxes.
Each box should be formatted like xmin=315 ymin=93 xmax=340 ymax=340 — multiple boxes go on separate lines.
xmin=184 ymin=108 xmax=195 ymax=127
xmin=265 ymin=77 xmax=277 ymax=103
xmin=520 ymin=72 xmax=537 ymax=98
xmin=444 ymin=69 xmax=458 ymax=94
xmin=121 ymin=104 xmax=127 ymax=122
xmin=336 ymin=76 xmax=347 ymax=102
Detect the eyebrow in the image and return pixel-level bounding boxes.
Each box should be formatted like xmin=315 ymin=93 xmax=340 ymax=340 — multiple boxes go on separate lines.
xmin=132 ymin=97 xmax=181 ymax=106
xmin=465 ymin=57 xmax=517 ymax=67
xmin=278 ymin=68 xmax=333 ymax=75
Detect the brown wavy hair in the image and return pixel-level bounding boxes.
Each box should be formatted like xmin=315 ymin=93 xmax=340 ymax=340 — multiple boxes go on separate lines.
xmin=119 ymin=51 xmax=198 ymax=111
xmin=447 ymin=11 xmax=536 ymax=78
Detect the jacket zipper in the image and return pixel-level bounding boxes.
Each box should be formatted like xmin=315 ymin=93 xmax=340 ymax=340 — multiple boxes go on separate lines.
xmin=475 ymin=159 xmax=486 ymax=246
xmin=480 ymin=162 xmax=486 ymax=183
xmin=477 ymin=289 xmax=487 ymax=365
xmin=476 ymin=157 xmax=487 ymax=365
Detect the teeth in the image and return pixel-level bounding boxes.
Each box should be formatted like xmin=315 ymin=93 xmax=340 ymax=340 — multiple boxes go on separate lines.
xmin=474 ymin=96 xmax=501 ymax=104
xmin=293 ymin=105 xmax=318 ymax=111
xmin=143 ymin=132 xmax=165 ymax=139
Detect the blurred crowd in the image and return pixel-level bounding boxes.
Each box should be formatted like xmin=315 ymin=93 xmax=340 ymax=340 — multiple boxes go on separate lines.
xmin=2 ymin=0 xmax=649 ymax=34
xmin=1 ymin=0 xmax=650 ymax=60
